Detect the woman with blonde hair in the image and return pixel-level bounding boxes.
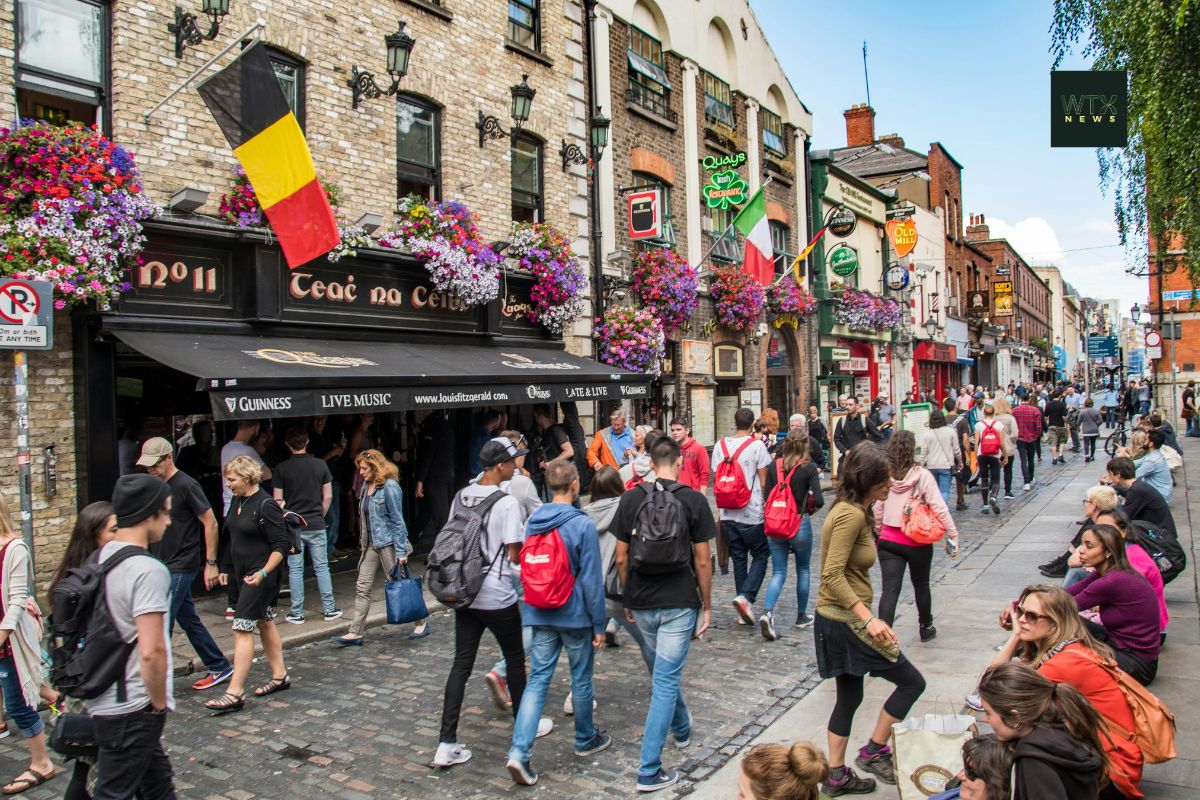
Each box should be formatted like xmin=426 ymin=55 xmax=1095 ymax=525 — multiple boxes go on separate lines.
xmin=0 ymin=493 xmax=56 ymax=793
xmin=331 ymin=449 xmax=428 ymax=646
xmin=205 ymin=455 xmax=290 ymax=714
xmin=990 ymin=397 xmax=1019 ymax=499
xmin=737 ymin=740 xmax=828 ymax=800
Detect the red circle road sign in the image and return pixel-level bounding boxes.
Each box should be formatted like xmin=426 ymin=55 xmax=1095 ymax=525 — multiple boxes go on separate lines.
xmin=0 ymin=281 xmax=40 ymax=325
xmin=1145 ymin=330 xmax=1162 ymax=348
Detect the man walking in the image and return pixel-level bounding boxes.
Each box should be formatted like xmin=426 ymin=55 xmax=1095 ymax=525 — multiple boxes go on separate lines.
xmin=506 ymin=461 xmax=609 ymax=786
xmin=1044 ymin=391 xmax=1070 ymax=465
xmin=1183 ymin=380 xmax=1198 ymax=437
xmin=943 ymin=399 xmax=972 ymax=511
xmin=1064 ymin=385 xmax=1083 ymax=453
xmin=274 ymin=427 xmax=342 ymax=624
xmin=587 ymin=409 xmax=635 ymax=472
xmin=138 ymin=438 xmax=233 ymax=692
xmin=669 ymin=417 xmax=709 ymax=491
xmin=833 ymin=397 xmax=882 ymax=456
xmin=88 ymin=473 xmax=177 ymax=799
xmin=615 ymin=437 xmax=715 ymax=792
xmin=710 ymin=407 xmax=772 ymax=626
xmin=1012 ymin=394 xmax=1043 ymax=491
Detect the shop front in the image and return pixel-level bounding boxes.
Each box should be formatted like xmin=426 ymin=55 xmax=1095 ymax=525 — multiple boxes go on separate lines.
xmin=816 ymin=340 xmax=881 ymax=409
xmin=77 ymin=220 xmax=650 ymax=506
xmin=913 ymin=341 xmax=957 ymax=405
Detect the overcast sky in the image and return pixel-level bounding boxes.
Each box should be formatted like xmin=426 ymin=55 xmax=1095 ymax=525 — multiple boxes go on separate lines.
xmin=752 ymin=0 xmax=1145 ymax=315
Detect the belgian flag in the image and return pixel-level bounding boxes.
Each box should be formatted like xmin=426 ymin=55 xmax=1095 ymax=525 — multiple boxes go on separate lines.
xmin=198 ymin=41 xmax=339 ymax=268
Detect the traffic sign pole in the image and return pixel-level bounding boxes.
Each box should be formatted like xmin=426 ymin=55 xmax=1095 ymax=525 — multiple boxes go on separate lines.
xmin=13 ymin=351 xmax=33 ymax=573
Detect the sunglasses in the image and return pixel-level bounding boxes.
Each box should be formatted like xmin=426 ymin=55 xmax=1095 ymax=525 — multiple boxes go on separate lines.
xmin=1014 ymin=605 xmax=1049 ymax=624
xmin=361 ymin=452 xmax=375 ymax=459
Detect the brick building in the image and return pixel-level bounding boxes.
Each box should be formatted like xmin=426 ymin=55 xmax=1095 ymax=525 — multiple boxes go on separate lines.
xmin=0 ymin=0 xmax=641 ymax=584
xmin=590 ymin=0 xmax=812 ymax=442
xmin=1146 ymin=239 xmax=1195 ymax=418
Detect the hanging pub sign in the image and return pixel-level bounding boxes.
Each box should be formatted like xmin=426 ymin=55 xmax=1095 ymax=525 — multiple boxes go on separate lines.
xmin=885 ymin=218 xmax=918 ymax=258
xmin=993 ymin=280 xmax=1014 ymax=317
xmin=967 ymin=290 xmax=988 ymax=318
xmin=826 ymin=205 xmax=857 ymax=238
xmin=828 ymin=245 xmax=859 ymax=277
xmin=884 ymin=262 xmax=910 ymax=291
xmin=702 ymin=151 xmax=748 ymax=210
xmin=628 ymin=189 xmax=662 ymax=240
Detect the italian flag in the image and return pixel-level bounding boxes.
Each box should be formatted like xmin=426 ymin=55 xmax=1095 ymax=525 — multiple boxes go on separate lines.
xmin=733 ymin=187 xmax=773 ymax=285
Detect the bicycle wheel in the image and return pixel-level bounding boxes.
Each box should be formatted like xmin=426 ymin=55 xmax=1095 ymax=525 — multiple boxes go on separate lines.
xmin=1104 ymin=428 xmax=1126 ymax=457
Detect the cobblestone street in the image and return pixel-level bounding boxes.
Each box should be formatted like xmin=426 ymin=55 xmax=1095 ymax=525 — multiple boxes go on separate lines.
xmin=0 ymin=458 xmax=1087 ymax=800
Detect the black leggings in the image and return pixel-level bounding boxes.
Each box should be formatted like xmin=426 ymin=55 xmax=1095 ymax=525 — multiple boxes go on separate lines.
xmin=876 ymin=540 xmax=934 ymax=628
xmin=978 ymin=456 xmax=1002 ymax=503
xmin=1084 ymin=435 xmax=1098 ymax=459
xmin=439 ymin=603 xmax=526 ymax=742
xmin=829 ymin=659 xmax=926 ymax=737
xmin=1083 ymin=617 xmax=1158 ymax=686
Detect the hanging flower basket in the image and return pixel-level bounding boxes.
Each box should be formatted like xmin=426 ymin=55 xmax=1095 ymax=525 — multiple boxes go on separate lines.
xmin=832 ymin=283 xmax=903 ymax=333
xmin=507 ymin=222 xmax=586 ymax=334
xmin=0 ymin=121 xmax=159 ymax=310
xmin=595 ymin=306 xmax=665 ymax=376
xmin=767 ymin=276 xmax=818 ymax=322
xmin=377 ymin=196 xmax=500 ymax=306
xmin=631 ymin=248 xmax=699 ymax=331
xmin=710 ymin=266 xmax=765 ymax=333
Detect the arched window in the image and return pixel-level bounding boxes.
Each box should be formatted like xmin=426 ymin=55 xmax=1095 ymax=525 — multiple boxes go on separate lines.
xmin=396 ymin=94 xmax=440 ymax=201
xmin=511 ymin=132 xmax=543 ymax=223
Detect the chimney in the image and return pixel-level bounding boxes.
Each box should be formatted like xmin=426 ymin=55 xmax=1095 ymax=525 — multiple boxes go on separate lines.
xmin=844 ymin=103 xmax=876 ymax=148
xmin=966 ymin=212 xmax=989 ymax=241
xmin=877 ymin=132 xmax=905 ymax=150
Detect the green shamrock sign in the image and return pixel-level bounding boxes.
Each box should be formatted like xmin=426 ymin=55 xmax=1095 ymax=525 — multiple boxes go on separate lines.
xmin=704 ymin=169 xmax=748 ymax=210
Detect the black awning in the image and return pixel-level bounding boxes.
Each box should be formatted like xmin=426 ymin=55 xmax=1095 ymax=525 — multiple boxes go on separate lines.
xmin=112 ymin=330 xmax=652 ymax=420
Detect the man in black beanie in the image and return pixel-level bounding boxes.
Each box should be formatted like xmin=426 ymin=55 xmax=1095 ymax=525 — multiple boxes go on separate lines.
xmin=87 ymin=473 xmax=178 ymax=799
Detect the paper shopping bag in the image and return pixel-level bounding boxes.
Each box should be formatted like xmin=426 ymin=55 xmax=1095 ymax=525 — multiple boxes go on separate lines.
xmin=891 ymin=713 xmax=976 ymax=799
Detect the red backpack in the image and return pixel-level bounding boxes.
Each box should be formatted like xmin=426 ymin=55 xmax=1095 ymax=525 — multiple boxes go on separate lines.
xmin=714 ymin=438 xmax=755 ymax=509
xmin=764 ymin=461 xmax=802 ymax=538
xmin=520 ymin=528 xmax=575 ymax=609
xmin=978 ymin=421 xmax=1002 ymax=457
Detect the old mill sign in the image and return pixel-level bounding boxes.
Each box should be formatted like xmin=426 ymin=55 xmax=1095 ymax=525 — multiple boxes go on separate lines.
xmin=885 ymin=218 xmax=918 ymax=258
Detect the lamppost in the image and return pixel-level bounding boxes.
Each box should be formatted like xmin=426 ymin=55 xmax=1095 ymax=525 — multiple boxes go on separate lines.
xmin=347 ymin=22 xmax=417 ymax=109
xmin=477 ymin=75 xmax=537 ymax=147
xmin=167 ymin=0 xmax=231 ymax=59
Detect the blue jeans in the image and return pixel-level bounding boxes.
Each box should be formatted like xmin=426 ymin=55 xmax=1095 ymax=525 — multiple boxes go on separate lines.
xmin=287 ymin=527 xmax=336 ymax=615
xmin=0 ymin=654 xmax=43 ymax=738
xmin=325 ymin=483 xmax=341 ymax=554
xmin=168 ymin=571 xmax=230 ymax=674
xmin=763 ymin=517 xmax=815 ymax=616
xmin=631 ymin=607 xmax=696 ymax=779
xmin=509 ymin=627 xmax=597 ymax=762
xmin=724 ymin=521 xmax=769 ymax=602
xmin=928 ymin=468 xmax=953 ymax=504
xmin=1063 ymin=567 xmax=1090 ymax=588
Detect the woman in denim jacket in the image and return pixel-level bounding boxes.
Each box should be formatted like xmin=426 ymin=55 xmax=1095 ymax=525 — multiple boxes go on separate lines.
xmin=332 ymin=449 xmax=430 ymax=645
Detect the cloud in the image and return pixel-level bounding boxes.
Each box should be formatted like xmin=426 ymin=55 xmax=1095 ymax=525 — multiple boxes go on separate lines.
xmin=985 ymin=216 xmax=1066 ymax=263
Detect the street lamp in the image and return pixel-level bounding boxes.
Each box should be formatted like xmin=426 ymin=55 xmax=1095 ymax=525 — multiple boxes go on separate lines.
xmin=561 ymin=112 xmax=610 ymax=172
xmin=348 ymin=22 xmax=417 ymax=109
xmin=167 ymin=0 xmax=231 ymax=59
xmin=477 ymin=75 xmax=537 ymax=147
xmin=923 ymin=314 xmax=938 ymax=339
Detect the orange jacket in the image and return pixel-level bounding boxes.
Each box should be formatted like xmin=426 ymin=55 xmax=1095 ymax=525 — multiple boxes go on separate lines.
xmin=587 ymin=429 xmax=621 ymax=472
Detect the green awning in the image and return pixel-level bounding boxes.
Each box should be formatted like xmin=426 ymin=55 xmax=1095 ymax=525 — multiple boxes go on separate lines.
xmin=628 ymin=51 xmax=671 ymax=89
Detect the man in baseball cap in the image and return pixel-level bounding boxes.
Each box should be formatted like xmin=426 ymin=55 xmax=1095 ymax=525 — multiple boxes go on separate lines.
xmin=478 ymin=436 xmax=530 ymax=468
xmin=137 ymin=436 xmax=234 ymax=691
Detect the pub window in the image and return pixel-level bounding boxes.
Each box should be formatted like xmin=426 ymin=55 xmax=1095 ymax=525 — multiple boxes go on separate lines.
xmin=703 ymin=72 xmax=735 ymax=128
xmin=15 ymin=0 xmax=107 ymax=127
xmin=627 ymin=27 xmax=673 ymax=120
xmin=632 ymin=171 xmax=675 ymax=247
xmin=511 ymin=132 xmax=543 ymax=224
xmin=508 ymin=0 xmax=540 ymax=52
xmin=267 ymin=49 xmax=305 ymax=130
xmin=396 ymin=94 xmax=441 ymax=202
xmin=762 ymin=109 xmax=786 ymax=157
xmin=707 ymin=203 xmax=739 ymax=262
xmin=769 ymin=220 xmax=793 ymax=275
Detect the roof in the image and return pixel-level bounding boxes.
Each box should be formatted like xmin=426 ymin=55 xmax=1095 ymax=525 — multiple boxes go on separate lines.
xmin=828 ymin=144 xmax=928 ymax=179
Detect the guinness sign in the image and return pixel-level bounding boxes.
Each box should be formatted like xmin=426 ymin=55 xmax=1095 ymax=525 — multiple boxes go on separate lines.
xmin=827 ymin=205 xmax=857 ymax=238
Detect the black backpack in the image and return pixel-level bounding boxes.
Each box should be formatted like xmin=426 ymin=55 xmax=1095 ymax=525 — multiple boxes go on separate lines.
xmin=49 ymin=546 xmax=153 ymax=701
xmin=253 ymin=494 xmax=303 ymax=555
xmin=1128 ymin=520 xmax=1187 ymax=585
xmin=426 ymin=490 xmax=506 ymax=609
xmin=630 ymin=481 xmax=692 ymax=574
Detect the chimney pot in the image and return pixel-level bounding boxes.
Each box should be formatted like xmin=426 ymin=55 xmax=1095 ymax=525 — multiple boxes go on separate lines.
xmin=843 ymin=104 xmax=877 ymax=148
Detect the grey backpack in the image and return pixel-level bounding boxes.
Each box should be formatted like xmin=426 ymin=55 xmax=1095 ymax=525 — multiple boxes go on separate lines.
xmin=426 ymin=490 xmax=506 ymax=609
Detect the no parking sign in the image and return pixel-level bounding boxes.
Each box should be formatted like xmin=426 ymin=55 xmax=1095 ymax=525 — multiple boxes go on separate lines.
xmin=0 ymin=280 xmax=53 ymax=350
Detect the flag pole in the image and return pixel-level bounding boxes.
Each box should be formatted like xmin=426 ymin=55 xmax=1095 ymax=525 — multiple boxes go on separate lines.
xmin=696 ymin=176 xmax=773 ymax=277
xmin=143 ymin=18 xmax=267 ymax=123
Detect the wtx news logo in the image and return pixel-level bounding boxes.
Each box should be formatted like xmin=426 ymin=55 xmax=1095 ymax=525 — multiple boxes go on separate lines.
xmin=1051 ymin=71 xmax=1128 ymax=148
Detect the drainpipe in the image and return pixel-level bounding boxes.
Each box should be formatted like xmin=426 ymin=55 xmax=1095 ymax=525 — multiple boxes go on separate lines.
xmin=584 ymin=0 xmax=605 ymax=322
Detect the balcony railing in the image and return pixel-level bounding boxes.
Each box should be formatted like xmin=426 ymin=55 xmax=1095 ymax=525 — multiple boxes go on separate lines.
xmin=626 ymin=84 xmax=677 ymax=122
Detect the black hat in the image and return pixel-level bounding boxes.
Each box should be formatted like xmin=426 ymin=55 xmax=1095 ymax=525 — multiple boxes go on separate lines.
xmin=112 ymin=474 xmax=171 ymax=528
xmin=479 ymin=437 xmax=529 ymax=468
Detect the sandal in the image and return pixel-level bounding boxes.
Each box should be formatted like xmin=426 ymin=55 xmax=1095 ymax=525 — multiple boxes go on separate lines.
xmin=254 ymin=675 xmax=291 ymax=697
xmin=203 ymin=692 xmax=245 ymax=715
xmin=3 ymin=767 xmax=55 ymax=795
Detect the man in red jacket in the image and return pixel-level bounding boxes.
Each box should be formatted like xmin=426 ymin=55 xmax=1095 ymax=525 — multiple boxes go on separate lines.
xmin=670 ymin=418 xmax=710 ymax=491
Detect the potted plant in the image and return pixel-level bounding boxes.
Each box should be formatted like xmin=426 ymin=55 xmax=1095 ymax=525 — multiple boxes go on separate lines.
xmin=595 ymin=306 xmax=666 ymax=376
xmin=631 ymin=247 xmax=699 ymax=332
xmin=832 ymin=283 xmax=903 ymax=333
xmin=710 ymin=266 xmax=765 ymax=333
xmin=507 ymin=222 xmax=586 ymax=334
xmin=767 ymin=276 xmax=818 ymax=325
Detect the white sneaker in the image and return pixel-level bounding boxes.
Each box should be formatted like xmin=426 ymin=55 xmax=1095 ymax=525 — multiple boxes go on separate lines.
xmin=733 ymin=595 xmax=754 ymax=625
xmin=563 ymin=693 xmax=598 ymax=716
xmin=536 ymin=717 xmax=554 ymax=738
xmin=1023 ymin=483 xmax=1031 ymax=492
xmin=759 ymin=612 xmax=779 ymax=641
xmin=433 ymin=742 xmax=471 ymax=768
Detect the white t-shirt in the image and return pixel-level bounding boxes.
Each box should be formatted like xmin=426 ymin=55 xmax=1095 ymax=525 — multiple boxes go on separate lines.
xmin=221 ymin=441 xmax=263 ymax=514
xmin=86 ymin=542 xmax=175 ymax=717
xmin=710 ymin=435 xmax=773 ymax=525
xmin=453 ymin=483 xmax=524 ymax=610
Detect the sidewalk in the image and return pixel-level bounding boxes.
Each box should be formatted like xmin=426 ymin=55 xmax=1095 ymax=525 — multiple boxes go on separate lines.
xmin=689 ymin=441 xmax=1199 ymax=799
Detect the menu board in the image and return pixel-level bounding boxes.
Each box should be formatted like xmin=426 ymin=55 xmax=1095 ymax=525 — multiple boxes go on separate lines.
xmin=689 ymin=385 xmax=716 ymax=446
xmin=854 ymin=376 xmax=872 ymax=402
xmin=900 ymin=403 xmax=934 ymax=460
xmin=716 ymin=395 xmax=739 ymax=440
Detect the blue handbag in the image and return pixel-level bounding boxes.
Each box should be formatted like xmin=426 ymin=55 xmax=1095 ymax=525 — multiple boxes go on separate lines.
xmin=385 ymin=562 xmax=429 ymax=625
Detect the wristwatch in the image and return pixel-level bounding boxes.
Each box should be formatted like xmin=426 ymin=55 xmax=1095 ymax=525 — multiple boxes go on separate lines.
xmin=205 ymin=559 xmax=218 ymax=566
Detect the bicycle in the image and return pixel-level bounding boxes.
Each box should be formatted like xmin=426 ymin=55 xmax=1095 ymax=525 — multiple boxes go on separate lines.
xmin=1103 ymin=423 xmax=1129 ymax=457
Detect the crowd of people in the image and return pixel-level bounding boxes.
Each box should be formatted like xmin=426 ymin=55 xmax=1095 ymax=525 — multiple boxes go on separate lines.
xmin=0 ymin=374 xmax=1183 ymax=798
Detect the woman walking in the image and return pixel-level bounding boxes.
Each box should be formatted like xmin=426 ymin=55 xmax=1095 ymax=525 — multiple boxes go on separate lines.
xmin=974 ymin=405 xmax=1011 ymax=515
xmin=872 ymin=431 xmax=959 ymax=642
xmin=814 ymin=443 xmax=927 ymax=795
xmin=204 ymin=455 xmax=290 ymax=714
xmin=991 ymin=397 xmax=1020 ymax=499
xmin=921 ymin=410 xmax=961 ymax=504
xmin=1080 ymin=398 xmax=1103 ymax=462
xmin=332 ymin=450 xmax=427 ymax=646
xmin=760 ymin=435 xmax=824 ymax=638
